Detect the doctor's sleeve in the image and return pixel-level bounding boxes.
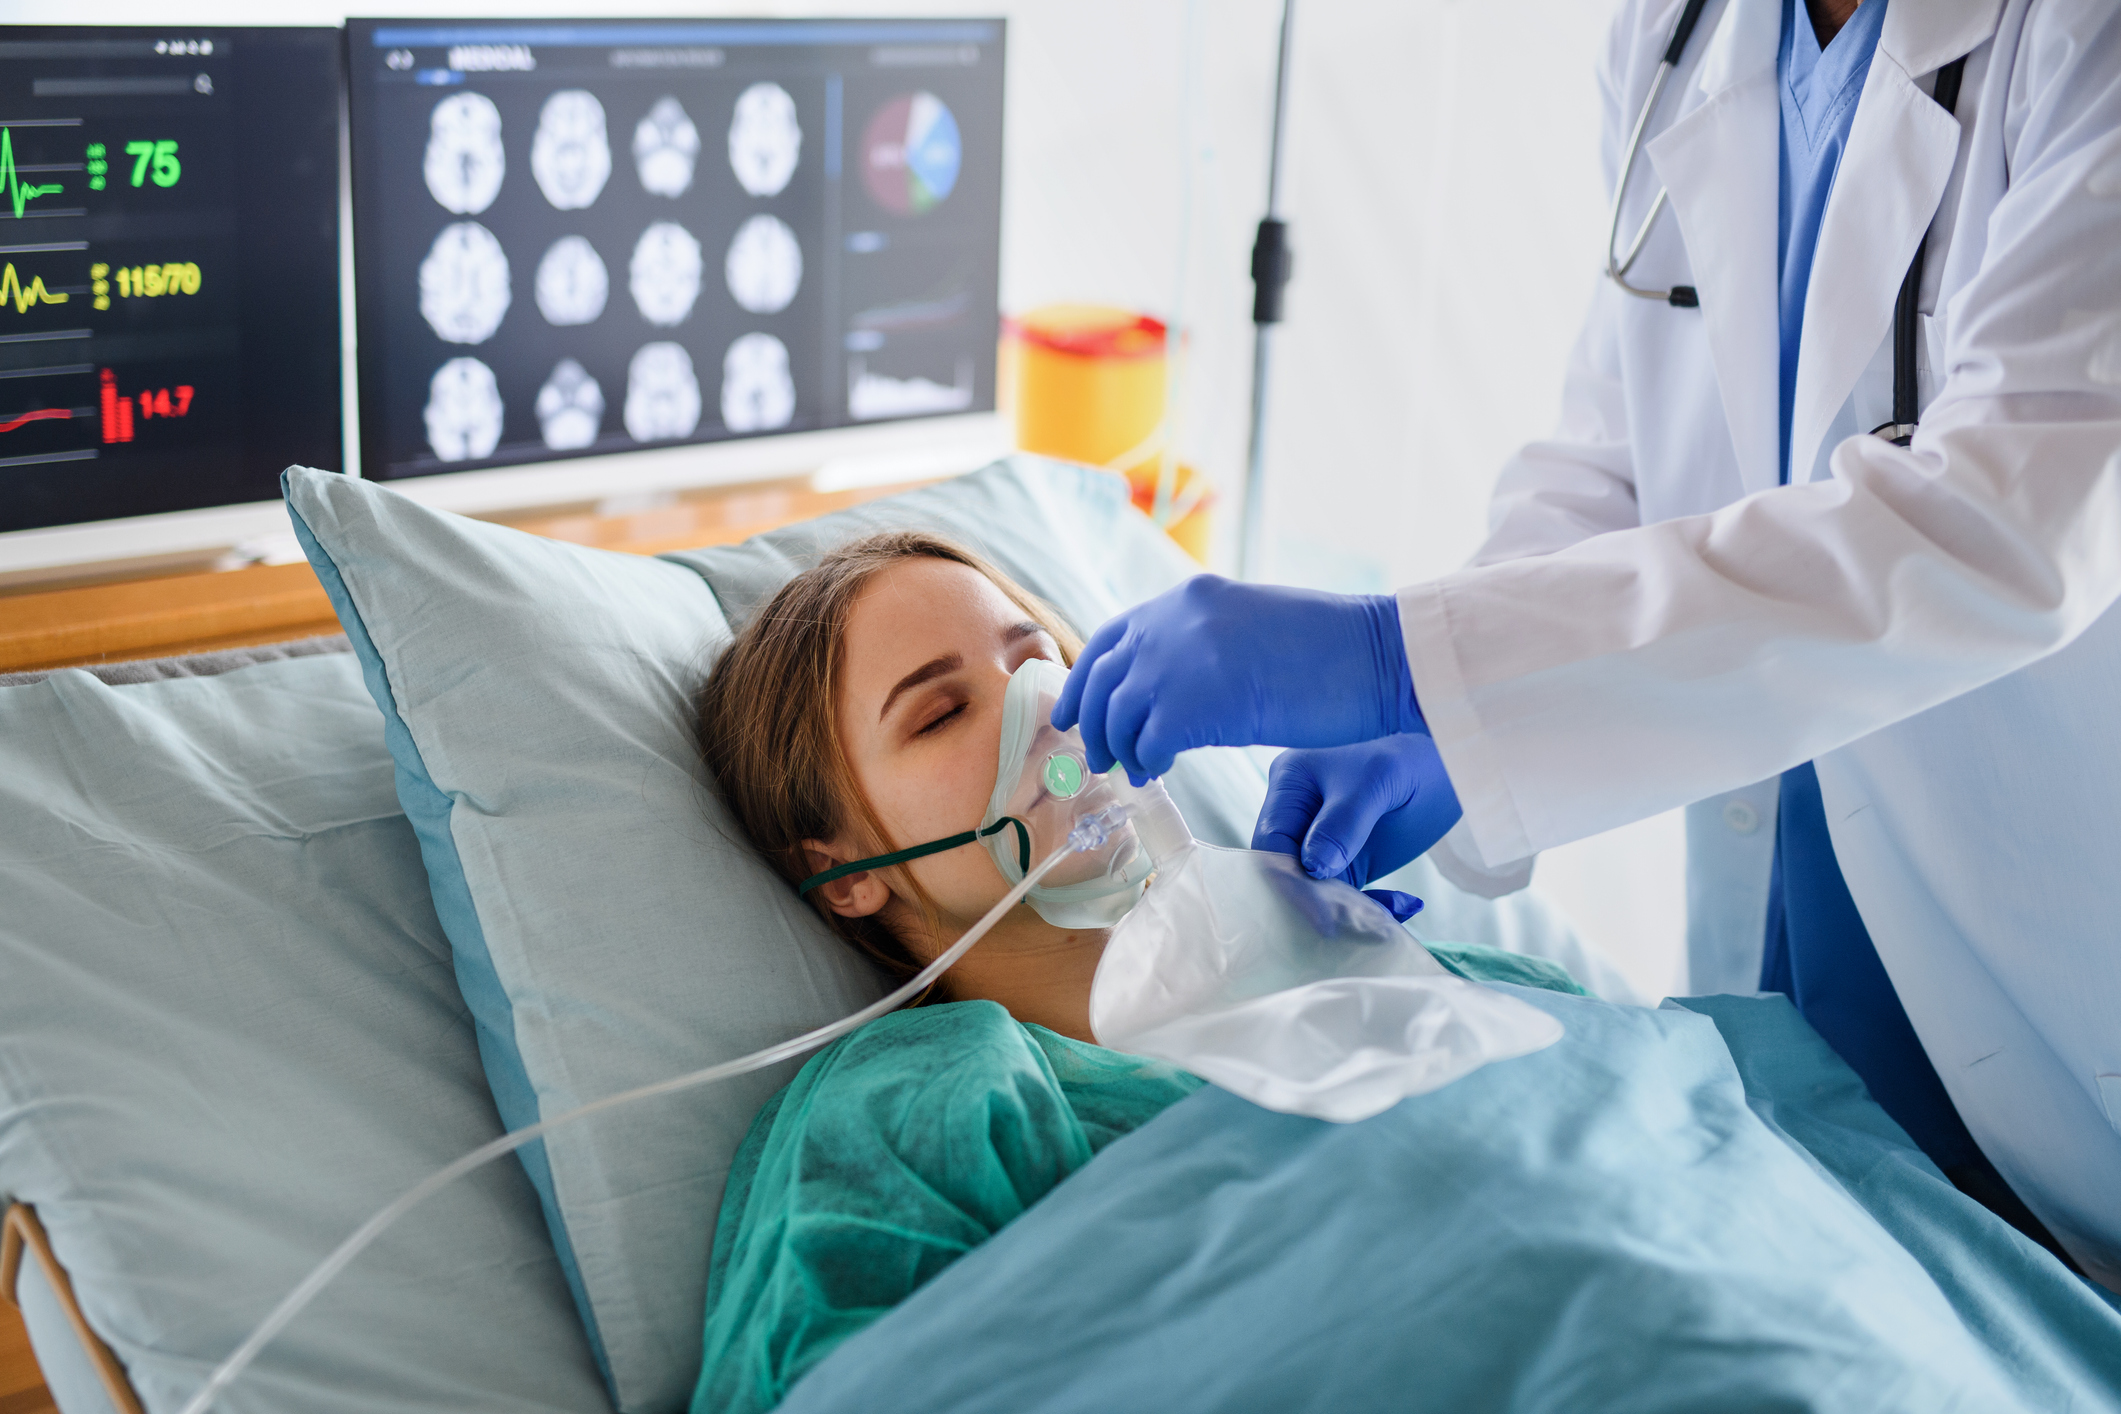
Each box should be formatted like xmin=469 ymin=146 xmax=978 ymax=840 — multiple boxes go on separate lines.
xmin=1399 ymin=7 xmax=2121 ymax=869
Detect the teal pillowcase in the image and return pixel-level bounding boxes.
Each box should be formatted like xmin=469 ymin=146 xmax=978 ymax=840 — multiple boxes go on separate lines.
xmin=283 ymin=467 xmax=887 ymax=1413
xmin=0 ymin=653 xmax=608 ymax=1413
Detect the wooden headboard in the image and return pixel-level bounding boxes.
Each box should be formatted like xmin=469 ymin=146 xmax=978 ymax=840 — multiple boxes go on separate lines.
xmin=0 ymin=477 xmax=918 ymax=677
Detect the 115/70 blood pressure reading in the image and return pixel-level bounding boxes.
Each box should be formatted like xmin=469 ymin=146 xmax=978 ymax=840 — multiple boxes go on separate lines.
xmin=91 ymin=261 xmax=203 ymax=309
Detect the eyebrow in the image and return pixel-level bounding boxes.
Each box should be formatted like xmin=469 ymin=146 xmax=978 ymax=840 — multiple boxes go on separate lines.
xmin=880 ymin=653 xmax=962 ymax=723
xmin=877 ymin=623 xmax=1048 ymax=723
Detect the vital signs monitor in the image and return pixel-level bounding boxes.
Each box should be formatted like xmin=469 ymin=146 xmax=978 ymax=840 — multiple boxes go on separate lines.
xmin=0 ymin=27 xmax=342 ymax=534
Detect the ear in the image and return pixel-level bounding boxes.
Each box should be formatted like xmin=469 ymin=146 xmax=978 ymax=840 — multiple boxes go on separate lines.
xmin=801 ymin=841 xmax=892 ymax=920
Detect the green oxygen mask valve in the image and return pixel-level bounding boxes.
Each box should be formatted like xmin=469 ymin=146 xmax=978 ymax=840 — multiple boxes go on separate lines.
xmin=982 ymin=658 xmax=1195 ymax=928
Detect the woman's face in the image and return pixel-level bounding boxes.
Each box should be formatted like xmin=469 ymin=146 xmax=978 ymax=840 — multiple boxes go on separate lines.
xmin=823 ymin=557 xmax=1063 ymax=938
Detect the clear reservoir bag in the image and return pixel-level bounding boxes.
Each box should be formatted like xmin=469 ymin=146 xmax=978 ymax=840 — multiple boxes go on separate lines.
xmin=1090 ymin=842 xmax=1564 ymax=1122
xmin=994 ymin=659 xmax=1563 ymax=1122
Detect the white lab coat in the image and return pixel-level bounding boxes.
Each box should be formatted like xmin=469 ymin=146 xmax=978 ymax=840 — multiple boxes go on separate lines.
xmin=1400 ymin=0 xmax=2121 ymax=1287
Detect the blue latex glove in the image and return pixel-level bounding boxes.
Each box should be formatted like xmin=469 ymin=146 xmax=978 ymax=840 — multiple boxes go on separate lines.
xmin=1251 ymin=734 xmax=1463 ymax=923
xmin=1052 ymin=576 xmax=1423 ymax=783
xmin=1359 ymin=888 xmax=1427 ymax=925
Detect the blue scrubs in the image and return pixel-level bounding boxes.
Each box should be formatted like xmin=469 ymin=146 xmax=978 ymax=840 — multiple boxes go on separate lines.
xmin=1758 ymin=0 xmax=1981 ymax=1174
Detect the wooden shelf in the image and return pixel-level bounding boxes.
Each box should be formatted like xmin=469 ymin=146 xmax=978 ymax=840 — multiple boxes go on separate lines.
xmin=0 ymin=476 xmax=921 ymax=676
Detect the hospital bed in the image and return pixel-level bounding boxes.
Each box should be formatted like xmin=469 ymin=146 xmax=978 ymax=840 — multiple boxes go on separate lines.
xmin=2 ymin=458 xmax=2116 ymax=1414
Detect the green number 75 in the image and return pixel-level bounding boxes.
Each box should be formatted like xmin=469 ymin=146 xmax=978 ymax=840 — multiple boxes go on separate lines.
xmin=124 ymin=140 xmax=181 ymax=188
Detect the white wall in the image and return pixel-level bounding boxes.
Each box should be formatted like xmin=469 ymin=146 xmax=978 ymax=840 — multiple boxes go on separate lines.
xmin=4 ymin=0 xmax=1690 ymax=996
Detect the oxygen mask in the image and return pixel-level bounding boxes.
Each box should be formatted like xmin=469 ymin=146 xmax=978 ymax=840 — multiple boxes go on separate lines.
xmin=982 ymin=657 xmax=1192 ymax=927
xmin=797 ymin=657 xmax=1192 ymax=924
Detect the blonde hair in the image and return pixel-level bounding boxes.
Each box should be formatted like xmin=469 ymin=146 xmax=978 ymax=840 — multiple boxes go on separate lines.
xmin=697 ymin=531 xmax=1081 ymax=977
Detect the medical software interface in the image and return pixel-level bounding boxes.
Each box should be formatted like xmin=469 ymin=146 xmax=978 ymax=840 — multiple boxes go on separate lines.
xmin=0 ymin=28 xmax=342 ymax=534
xmin=347 ymin=19 xmax=1005 ymax=481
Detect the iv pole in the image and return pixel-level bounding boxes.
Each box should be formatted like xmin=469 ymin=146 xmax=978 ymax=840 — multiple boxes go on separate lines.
xmin=1238 ymin=0 xmax=1296 ymax=581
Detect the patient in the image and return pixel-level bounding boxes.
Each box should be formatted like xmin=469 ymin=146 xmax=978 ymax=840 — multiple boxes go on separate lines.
xmin=702 ymin=530 xmax=1114 ymax=1037
xmin=690 ymin=532 xmax=1579 ymax=1412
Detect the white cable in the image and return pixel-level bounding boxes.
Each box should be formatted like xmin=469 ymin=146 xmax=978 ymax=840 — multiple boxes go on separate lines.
xmin=177 ymin=818 xmax=1113 ymax=1414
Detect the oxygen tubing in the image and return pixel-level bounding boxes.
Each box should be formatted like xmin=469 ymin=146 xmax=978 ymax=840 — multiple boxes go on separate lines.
xmin=177 ymin=807 xmax=1130 ymax=1414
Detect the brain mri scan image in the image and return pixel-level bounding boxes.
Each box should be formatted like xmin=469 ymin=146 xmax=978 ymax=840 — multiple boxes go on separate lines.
xmin=724 ymin=213 xmax=802 ymax=315
xmin=534 ymin=235 xmax=609 ymax=326
xmin=720 ymin=331 xmax=795 ymax=432
xmin=424 ymin=356 xmax=505 ymax=460
xmin=536 ymin=357 xmax=605 ymax=450
xmin=531 ymin=89 xmax=613 ymax=210
xmin=423 ymin=92 xmax=506 ymax=215
xmin=629 ymin=221 xmax=703 ymax=327
xmin=352 ymin=18 xmax=1004 ymax=482
xmin=633 ymin=96 xmax=701 ymax=198
xmin=624 ymin=341 xmax=703 ymax=441
xmin=727 ymin=82 xmax=801 ymax=197
xmin=419 ymin=221 xmax=511 ymax=344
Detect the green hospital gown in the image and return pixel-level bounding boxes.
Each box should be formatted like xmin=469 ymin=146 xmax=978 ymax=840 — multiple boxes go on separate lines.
xmin=691 ymin=1001 xmax=1200 ymax=1413
xmin=692 ymin=946 xmax=1586 ymax=1413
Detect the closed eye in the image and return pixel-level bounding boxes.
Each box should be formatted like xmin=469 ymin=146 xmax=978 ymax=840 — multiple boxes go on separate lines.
xmin=916 ymin=701 xmax=967 ymax=736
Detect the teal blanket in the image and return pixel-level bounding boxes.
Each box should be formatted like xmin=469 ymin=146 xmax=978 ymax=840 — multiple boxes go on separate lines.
xmin=694 ymin=944 xmax=1583 ymax=1412
xmin=768 ymin=986 xmax=2121 ymax=1413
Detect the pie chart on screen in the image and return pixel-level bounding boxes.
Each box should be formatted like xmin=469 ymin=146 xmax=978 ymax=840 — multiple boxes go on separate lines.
xmin=862 ymin=92 xmax=961 ymax=216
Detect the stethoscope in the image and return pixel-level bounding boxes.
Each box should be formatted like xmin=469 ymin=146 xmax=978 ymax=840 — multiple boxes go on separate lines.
xmin=1604 ymin=0 xmax=1965 ymax=445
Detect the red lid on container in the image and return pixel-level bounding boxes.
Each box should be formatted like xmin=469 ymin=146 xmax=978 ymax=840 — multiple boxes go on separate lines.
xmin=1005 ymin=305 xmax=1167 ymax=360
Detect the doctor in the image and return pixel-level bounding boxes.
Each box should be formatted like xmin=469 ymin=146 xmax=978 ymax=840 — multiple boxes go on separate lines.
xmin=1055 ymin=0 xmax=2121 ymax=1289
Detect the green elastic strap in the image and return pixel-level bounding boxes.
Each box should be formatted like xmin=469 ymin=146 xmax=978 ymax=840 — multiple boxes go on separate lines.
xmin=798 ymin=816 xmax=1030 ymax=895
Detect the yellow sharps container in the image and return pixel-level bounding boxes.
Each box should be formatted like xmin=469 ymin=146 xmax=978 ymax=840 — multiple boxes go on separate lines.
xmin=1005 ymin=304 xmax=1212 ymax=562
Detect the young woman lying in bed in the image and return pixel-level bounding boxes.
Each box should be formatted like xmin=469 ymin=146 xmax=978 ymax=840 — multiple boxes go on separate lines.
xmin=690 ymin=532 xmax=1582 ymax=1413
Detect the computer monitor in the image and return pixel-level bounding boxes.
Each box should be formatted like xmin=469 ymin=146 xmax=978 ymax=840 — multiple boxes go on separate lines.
xmin=345 ymin=18 xmax=1005 ymax=483
xmin=0 ymin=26 xmax=342 ymax=536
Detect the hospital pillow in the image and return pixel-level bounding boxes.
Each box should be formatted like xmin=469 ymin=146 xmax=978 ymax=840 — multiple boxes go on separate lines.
xmin=282 ymin=455 xmax=1621 ymax=1413
xmin=282 ymin=468 xmax=890 ymax=1414
xmin=0 ymin=651 xmax=609 ymax=1414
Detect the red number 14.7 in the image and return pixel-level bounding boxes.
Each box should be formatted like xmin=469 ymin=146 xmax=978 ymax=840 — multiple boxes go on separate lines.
xmin=136 ymin=386 xmax=195 ymax=419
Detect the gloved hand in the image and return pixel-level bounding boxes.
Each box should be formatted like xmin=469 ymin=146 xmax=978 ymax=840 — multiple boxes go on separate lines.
xmin=1251 ymin=734 xmax=1463 ymax=920
xmin=1052 ymin=576 xmax=1423 ymax=782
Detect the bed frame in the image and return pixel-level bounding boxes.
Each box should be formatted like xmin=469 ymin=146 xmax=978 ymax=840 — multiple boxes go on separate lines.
xmin=1 ymin=1205 xmax=145 ymax=1414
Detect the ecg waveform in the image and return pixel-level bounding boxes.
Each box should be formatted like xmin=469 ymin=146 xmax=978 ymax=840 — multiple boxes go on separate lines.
xmin=0 ymin=261 xmax=68 ymax=313
xmin=0 ymin=129 xmax=65 ymax=219
xmin=0 ymin=406 xmax=71 ymax=434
